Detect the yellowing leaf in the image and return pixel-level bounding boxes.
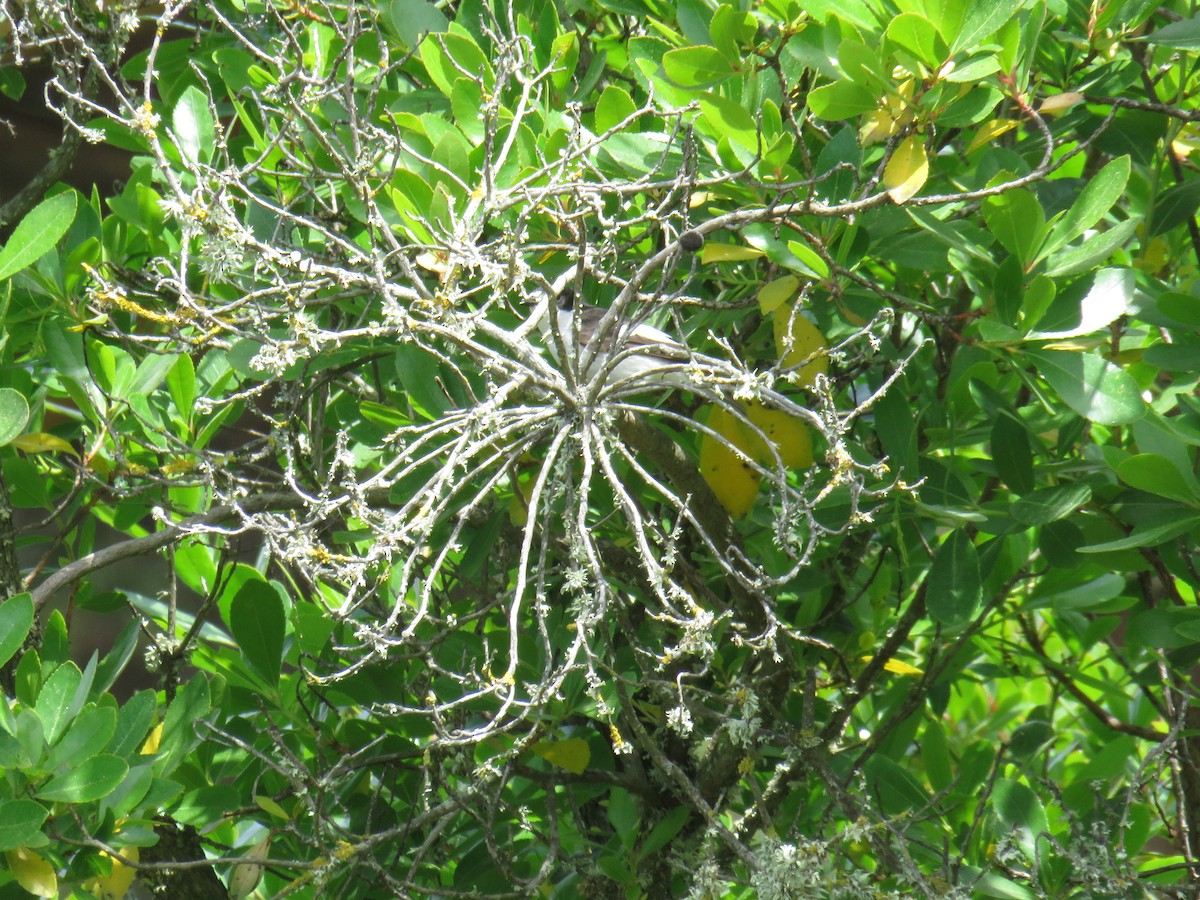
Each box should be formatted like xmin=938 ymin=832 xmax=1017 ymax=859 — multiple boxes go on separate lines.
xmin=698 ymin=405 xmax=762 ymax=518
xmin=255 ymin=794 xmax=290 ymax=820
xmin=884 ymin=135 xmax=928 ymax=203
xmin=861 ymin=656 xmax=924 ymax=676
xmin=773 ymin=306 xmax=829 ymax=389
xmin=6 ymin=848 xmax=58 ymax=898
xmin=533 ymin=737 xmax=591 ymax=775
xmin=757 ymin=275 xmax=800 ymax=314
xmin=701 ymin=243 xmax=765 ymax=264
xmin=745 ymin=401 xmax=814 ymax=470
xmin=1038 ymin=91 xmax=1083 ymax=116
xmin=859 ymin=109 xmax=898 ymax=145
xmin=140 ymin=722 xmax=163 ymax=755
xmin=967 ymin=118 xmax=1019 ymax=153
xmin=88 ymin=847 xmax=139 ymax=900
xmin=9 ymin=432 xmax=79 ymax=457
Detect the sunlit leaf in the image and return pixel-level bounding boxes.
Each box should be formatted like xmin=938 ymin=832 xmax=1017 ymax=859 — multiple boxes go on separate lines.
xmin=884 ymin=135 xmax=929 ymax=203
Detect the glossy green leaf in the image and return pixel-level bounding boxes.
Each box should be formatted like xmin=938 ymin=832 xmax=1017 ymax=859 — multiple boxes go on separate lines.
xmin=1043 ymin=217 xmax=1139 ymax=278
xmin=1011 ymin=482 xmax=1092 ymax=525
xmin=0 ymin=191 xmax=76 ymax=281
xmin=34 ymin=662 xmax=82 ymax=745
xmin=0 ymin=593 xmax=34 ymax=670
xmin=807 ymin=80 xmax=879 ymax=120
xmin=1023 ymin=349 xmax=1145 ymax=425
xmin=1078 ymin=511 xmax=1200 ymax=552
xmin=926 ymin=530 xmax=981 ymax=626
xmin=663 ymin=46 xmax=733 ymax=86
xmin=886 ymin=14 xmax=947 ymax=69
xmin=1039 ymin=157 xmax=1130 ymax=258
xmin=699 ymin=92 xmax=757 ymax=151
xmin=595 ymin=85 xmax=638 ymax=133
xmin=1115 ymin=454 xmax=1200 ymax=503
xmin=1142 ymin=14 xmax=1200 ymax=48
xmin=1025 ymin=268 xmax=1132 ymax=340
xmin=0 ymin=800 xmax=48 ymax=853
xmin=172 ymin=85 xmax=215 ymax=167
xmin=983 ymin=189 xmax=1045 ymax=268
xmin=229 ymin=580 xmax=286 ymax=687
xmin=46 ymin=706 xmax=117 ymax=770
xmin=0 ymin=388 xmax=29 ymax=446
xmin=36 ymin=753 xmax=128 ymax=802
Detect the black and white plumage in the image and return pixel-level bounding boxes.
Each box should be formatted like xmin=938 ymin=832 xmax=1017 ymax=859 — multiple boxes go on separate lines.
xmin=539 ymin=276 xmax=691 ymax=390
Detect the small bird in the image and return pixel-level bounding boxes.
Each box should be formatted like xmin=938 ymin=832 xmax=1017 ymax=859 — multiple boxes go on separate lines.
xmin=546 ymin=280 xmax=691 ymax=390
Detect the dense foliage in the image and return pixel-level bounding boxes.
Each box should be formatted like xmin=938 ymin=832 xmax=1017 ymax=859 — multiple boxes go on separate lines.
xmin=2 ymin=0 xmax=1200 ymax=896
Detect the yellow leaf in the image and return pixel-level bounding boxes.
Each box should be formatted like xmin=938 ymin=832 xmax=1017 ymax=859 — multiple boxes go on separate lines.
xmin=757 ymin=275 xmax=800 ymax=315
xmin=5 ymin=848 xmax=58 ymax=898
xmin=9 ymin=432 xmax=79 ymax=457
xmin=859 ymin=109 xmax=898 ymax=145
xmin=1038 ymin=91 xmax=1083 ymax=116
xmin=255 ymin=794 xmax=290 ymax=820
xmin=698 ymin=405 xmax=762 ymax=518
xmin=88 ymin=847 xmax=139 ymax=900
xmin=884 ymin=135 xmax=928 ymax=203
xmin=860 ymin=656 xmax=924 ymax=676
xmin=772 ymin=305 xmax=828 ymax=389
xmin=700 ymin=243 xmax=765 ymax=264
xmin=140 ymin=722 xmax=163 ymax=755
xmin=533 ymin=737 xmax=591 ymax=775
xmin=744 ymin=401 xmax=814 ymax=470
xmin=967 ymin=118 xmax=1019 ymax=154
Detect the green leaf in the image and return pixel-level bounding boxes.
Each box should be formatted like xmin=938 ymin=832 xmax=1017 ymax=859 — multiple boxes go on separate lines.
xmin=0 ymin=593 xmax=34 ymax=669
xmin=229 ymin=580 xmax=286 ymax=687
xmin=155 ymin=675 xmax=210 ymax=774
xmin=1043 ymin=217 xmax=1139 ymax=277
xmin=1078 ymin=511 xmax=1200 ymax=552
xmin=34 ymin=662 xmax=82 ymax=745
xmin=698 ymin=92 xmax=757 ymax=151
xmin=952 ymin=0 xmax=1022 ymax=53
xmin=1022 ymin=349 xmax=1145 ymax=425
xmin=1143 ymin=14 xmax=1200 ymax=48
xmin=0 ymin=800 xmax=48 ymax=853
xmin=0 ymin=192 xmax=77 ymax=281
xmin=865 ymin=754 xmax=930 ymax=813
xmin=110 ymin=690 xmax=157 ymax=760
xmin=885 ymin=13 xmax=947 ymax=69
xmin=983 ymin=189 xmax=1045 ymax=269
xmin=385 ymin=0 xmax=448 ymax=48
xmin=1115 ymin=454 xmax=1200 ymax=504
xmin=94 ymin=620 xmax=139 ymax=697
xmin=990 ymin=413 xmax=1034 ymax=494
xmin=172 ymin=85 xmax=215 ymax=167
xmin=595 ymin=85 xmax=638 ymax=134
xmin=1025 ymin=268 xmax=1133 ymax=340
xmin=1011 ymin=482 xmax=1092 ymax=525
xmin=638 ymin=805 xmax=691 ymax=859
xmin=0 ymin=388 xmax=29 ymax=446
xmin=663 ymin=46 xmax=733 ymax=87
xmin=926 ymin=530 xmax=982 ymax=626
xmin=807 ymin=80 xmax=879 ymax=120
xmin=993 ymin=778 xmax=1049 ymax=859
xmin=46 ymin=705 xmax=117 ymax=770
xmin=36 ymin=753 xmax=128 ymax=802
xmin=920 ymin=721 xmax=953 ymax=792
xmin=1150 ymin=180 xmax=1200 ymax=237
xmin=1039 ymin=156 xmax=1130 ymax=258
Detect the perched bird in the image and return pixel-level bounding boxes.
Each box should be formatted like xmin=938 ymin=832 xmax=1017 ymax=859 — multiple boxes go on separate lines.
xmin=543 ymin=275 xmax=691 ymax=390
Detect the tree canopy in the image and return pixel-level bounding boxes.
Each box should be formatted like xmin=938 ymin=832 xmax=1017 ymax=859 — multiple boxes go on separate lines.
xmin=1 ymin=0 xmax=1199 ymax=896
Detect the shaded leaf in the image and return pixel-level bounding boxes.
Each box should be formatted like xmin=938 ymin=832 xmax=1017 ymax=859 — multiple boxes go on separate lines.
xmin=926 ymin=530 xmax=981 ymax=626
